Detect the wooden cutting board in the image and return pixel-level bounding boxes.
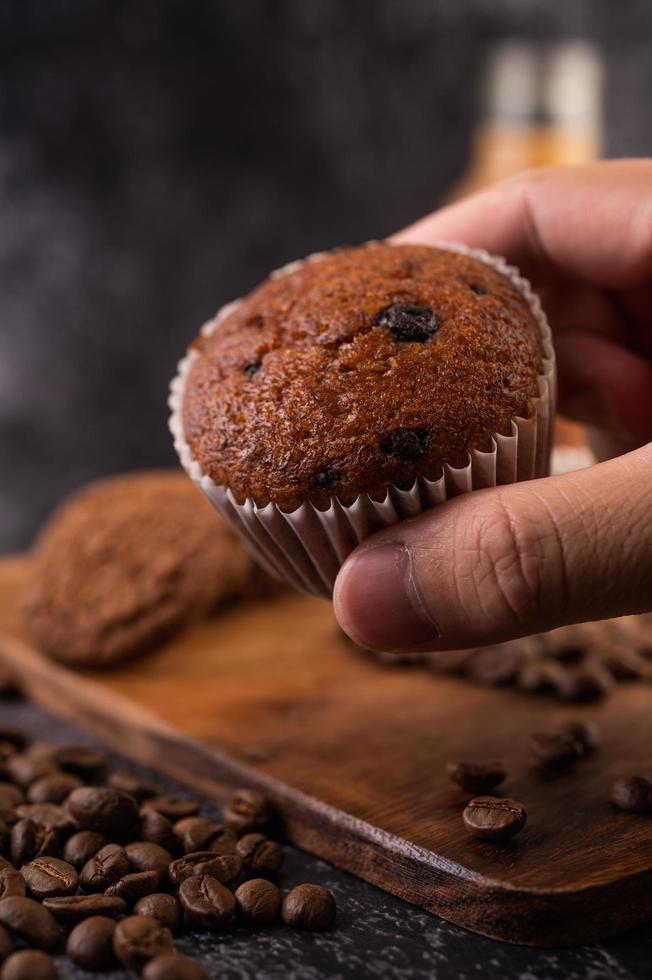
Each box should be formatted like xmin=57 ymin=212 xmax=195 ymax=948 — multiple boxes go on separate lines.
xmin=1 ymin=555 xmax=651 ymax=947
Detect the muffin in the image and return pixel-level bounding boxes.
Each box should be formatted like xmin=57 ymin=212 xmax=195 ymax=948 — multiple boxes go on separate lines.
xmin=21 ymin=470 xmax=271 ymax=667
xmin=171 ymin=242 xmax=555 ymax=596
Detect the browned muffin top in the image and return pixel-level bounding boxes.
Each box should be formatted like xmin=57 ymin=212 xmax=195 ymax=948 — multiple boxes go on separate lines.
xmin=182 ymin=243 xmax=544 ymax=511
xmin=21 ymin=471 xmax=257 ymax=667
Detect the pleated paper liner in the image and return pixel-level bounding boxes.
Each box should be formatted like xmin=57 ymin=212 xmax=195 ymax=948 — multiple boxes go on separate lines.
xmin=169 ymin=243 xmax=556 ymax=598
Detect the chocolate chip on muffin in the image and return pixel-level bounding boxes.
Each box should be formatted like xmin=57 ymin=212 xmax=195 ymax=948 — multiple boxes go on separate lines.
xmin=21 ymin=471 xmax=266 ymax=667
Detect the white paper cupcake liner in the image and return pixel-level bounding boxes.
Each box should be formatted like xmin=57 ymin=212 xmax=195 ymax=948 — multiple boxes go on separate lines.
xmin=169 ymin=243 xmax=556 ymax=598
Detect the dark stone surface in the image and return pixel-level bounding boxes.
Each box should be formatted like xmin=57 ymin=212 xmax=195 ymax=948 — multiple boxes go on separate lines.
xmin=0 ymin=697 xmax=650 ymax=979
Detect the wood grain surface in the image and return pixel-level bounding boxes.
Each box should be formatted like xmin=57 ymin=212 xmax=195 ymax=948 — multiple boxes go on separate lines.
xmin=1 ymin=556 xmax=651 ymax=947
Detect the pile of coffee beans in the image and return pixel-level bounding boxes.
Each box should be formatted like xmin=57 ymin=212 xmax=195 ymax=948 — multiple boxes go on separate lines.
xmin=0 ymin=728 xmax=336 ymax=979
xmin=449 ymin=720 xmax=612 ymax=843
xmin=425 ymin=617 xmax=652 ymax=702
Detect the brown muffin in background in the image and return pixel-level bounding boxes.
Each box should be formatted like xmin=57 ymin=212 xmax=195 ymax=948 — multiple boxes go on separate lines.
xmin=182 ymin=242 xmax=545 ymax=512
xmin=22 ymin=470 xmax=275 ymax=668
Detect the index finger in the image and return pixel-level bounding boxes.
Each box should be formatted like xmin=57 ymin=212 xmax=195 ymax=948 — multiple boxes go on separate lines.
xmin=391 ymin=159 xmax=652 ymax=290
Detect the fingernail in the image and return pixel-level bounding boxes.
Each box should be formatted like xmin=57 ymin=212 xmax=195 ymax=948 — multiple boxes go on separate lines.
xmin=334 ymin=543 xmax=438 ymax=651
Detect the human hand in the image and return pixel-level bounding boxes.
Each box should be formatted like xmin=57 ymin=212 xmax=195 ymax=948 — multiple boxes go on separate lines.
xmin=334 ymin=161 xmax=652 ymax=653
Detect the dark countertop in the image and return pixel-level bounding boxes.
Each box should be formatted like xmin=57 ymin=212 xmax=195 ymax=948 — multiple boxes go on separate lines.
xmin=0 ymin=698 xmax=650 ymax=980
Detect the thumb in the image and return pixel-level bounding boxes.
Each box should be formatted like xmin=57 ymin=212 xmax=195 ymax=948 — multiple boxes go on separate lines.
xmin=333 ymin=444 xmax=652 ymax=652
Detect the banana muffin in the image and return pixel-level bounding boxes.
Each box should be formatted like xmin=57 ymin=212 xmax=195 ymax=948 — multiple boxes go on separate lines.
xmin=181 ymin=242 xmax=546 ymax=512
xmin=22 ymin=471 xmax=259 ymax=667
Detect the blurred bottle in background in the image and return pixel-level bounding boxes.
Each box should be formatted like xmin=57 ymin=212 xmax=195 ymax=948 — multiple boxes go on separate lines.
xmin=450 ymin=39 xmax=604 ymax=467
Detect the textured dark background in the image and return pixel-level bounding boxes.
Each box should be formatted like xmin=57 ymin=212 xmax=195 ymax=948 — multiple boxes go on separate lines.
xmin=1 ymin=0 xmax=652 ymax=550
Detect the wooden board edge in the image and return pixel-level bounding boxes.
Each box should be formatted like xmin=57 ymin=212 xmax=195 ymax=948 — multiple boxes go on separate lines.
xmin=2 ymin=627 xmax=651 ymax=946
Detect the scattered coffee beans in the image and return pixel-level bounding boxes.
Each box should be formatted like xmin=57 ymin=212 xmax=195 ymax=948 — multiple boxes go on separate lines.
xmin=235 ymin=878 xmax=282 ymax=924
xmin=142 ymin=953 xmax=209 ymax=980
xmin=529 ymin=732 xmax=582 ymax=768
xmin=0 ymin=925 xmax=11 ymax=961
xmin=562 ymin=720 xmax=600 ymax=755
xmin=20 ymin=857 xmax=78 ymax=899
xmin=66 ymin=915 xmax=117 ymax=970
xmin=446 ymin=761 xmax=506 ymax=794
xmin=0 ymin=896 xmax=60 ymax=949
xmin=236 ymin=833 xmax=284 ymax=876
xmin=68 ymin=787 xmax=139 ymax=836
xmin=0 ymin=723 xmax=338 ymax=979
xmin=169 ymin=851 xmax=241 ymax=887
xmin=610 ymin=776 xmax=652 ymax=814
xmin=0 ymin=869 xmax=24 ymax=900
xmin=0 ymin=949 xmax=58 ymax=980
xmin=63 ymin=830 xmax=107 ymax=870
xmin=104 ymin=869 xmax=159 ymax=904
xmin=55 ymin=746 xmax=106 ymax=778
xmin=80 ymin=843 xmax=129 ymax=892
xmin=223 ymin=787 xmax=272 ymax=834
xmin=42 ymin=894 xmax=126 ymax=924
xmin=178 ymin=875 xmax=235 ymax=928
xmin=125 ymin=841 xmax=173 ymax=883
xmin=142 ymin=795 xmax=199 ymax=821
xmin=134 ymin=893 xmax=183 ymax=933
xmin=281 ymin=883 xmax=337 ymax=930
xmin=113 ymin=914 xmax=173 ymax=972
xmin=462 ymin=797 xmax=527 ymax=842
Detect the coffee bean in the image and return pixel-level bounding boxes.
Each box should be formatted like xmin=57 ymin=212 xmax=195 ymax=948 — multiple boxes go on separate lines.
xmin=125 ymin=842 xmax=173 ymax=883
xmin=173 ymin=818 xmax=236 ymax=856
xmin=223 ymin=788 xmax=273 ymax=835
xmin=0 ymin=870 xmax=24 ymax=901
xmin=0 ymin=923 xmax=12 ymax=960
xmin=142 ymin=953 xmax=209 ymax=980
xmin=446 ymin=761 xmax=507 ymax=795
xmin=517 ymin=659 xmax=566 ymax=694
xmin=281 ymin=883 xmax=336 ymax=930
xmin=107 ymin=772 xmax=157 ymax=801
xmin=178 ymin=875 xmax=235 ymax=929
xmin=235 ymin=878 xmax=281 ymax=924
xmin=375 ymin=303 xmax=438 ymax=343
xmin=80 ymin=843 xmax=129 ymax=892
xmin=555 ymin=663 xmax=614 ymax=702
xmin=5 ymin=754 xmax=58 ymax=789
xmin=20 ymin=857 xmax=77 ymax=899
xmin=13 ymin=803 xmax=75 ymax=836
xmin=42 ymin=893 xmax=126 ymax=924
xmin=611 ymin=776 xmax=652 ymax=814
xmin=140 ymin=810 xmax=179 ymax=853
xmin=0 ymin=786 xmax=22 ymax=810
xmin=0 ymin=949 xmax=58 ymax=980
xmin=465 ymin=647 xmax=523 ymax=686
xmin=142 ymin=796 xmax=199 ymax=821
xmin=55 ymin=747 xmax=106 ymax=779
xmin=113 ymin=915 xmax=173 ymax=972
xmin=380 ymin=427 xmax=428 ymax=461
xmin=105 ymin=869 xmax=159 ymax=904
xmin=0 ymin=733 xmax=28 ymax=753
xmin=0 ymin=896 xmax=60 ymax=949
xmin=66 ymin=915 xmax=117 ymax=971
xmin=27 ymin=773 xmax=83 ymax=805
xmin=68 ymin=787 xmax=139 ymax=836
xmin=562 ymin=720 xmax=600 ymax=755
xmin=63 ymin=830 xmax=107 ymax=870
xmin=134 ymin=893 xmax=183 ymax=933
xmin=169 ymin=851 xmax=241 ymax=887
xmin=529 ymin=732 xmax=582 ymax=768
xmin=462 ymin=796 xmax=527 ymax=842
xmin=10 ymin=820 xmax=59 ymax=867
xmin=236 ymin=833 xmax=284 ymax=876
